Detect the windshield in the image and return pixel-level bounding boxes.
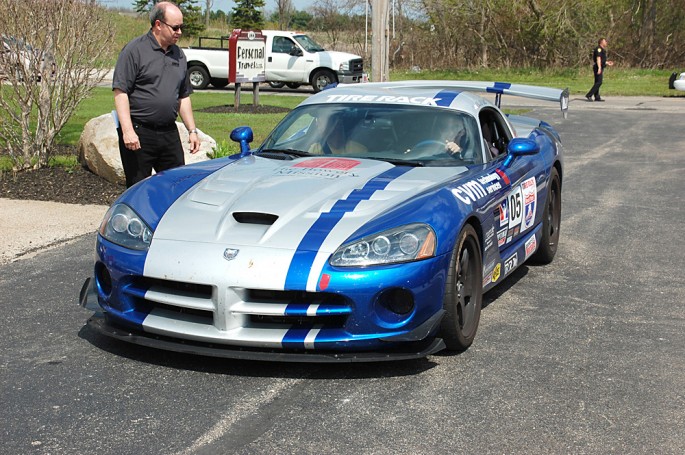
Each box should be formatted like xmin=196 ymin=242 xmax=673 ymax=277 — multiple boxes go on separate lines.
xmin=293 ymin=34 xmax=325 ymax=52
xmin=259 ymin=104 xmax=484 ymax=166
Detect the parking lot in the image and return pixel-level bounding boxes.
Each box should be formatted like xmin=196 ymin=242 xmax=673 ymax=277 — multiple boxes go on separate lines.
xmin=1 ymin=97 xmax=684 ymax=454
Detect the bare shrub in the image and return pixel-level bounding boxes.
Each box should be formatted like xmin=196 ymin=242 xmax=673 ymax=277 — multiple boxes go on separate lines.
xmin=0 ymin=0 xmax=115 ymax=171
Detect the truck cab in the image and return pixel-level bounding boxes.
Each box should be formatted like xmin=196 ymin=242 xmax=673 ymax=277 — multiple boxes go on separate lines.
xmin=262 ymin=30 xmax=364 ymax=92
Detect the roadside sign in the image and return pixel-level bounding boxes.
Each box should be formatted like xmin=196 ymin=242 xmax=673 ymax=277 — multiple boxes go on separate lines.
xmin=228 ymin=29 xmax=266 ymax=84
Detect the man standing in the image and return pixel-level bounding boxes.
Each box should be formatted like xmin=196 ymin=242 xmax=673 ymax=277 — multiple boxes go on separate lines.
xmin=585 ymin=38 xmax=614 ymax=102
xmin=113 ymin=1 xmax=201 ymax=188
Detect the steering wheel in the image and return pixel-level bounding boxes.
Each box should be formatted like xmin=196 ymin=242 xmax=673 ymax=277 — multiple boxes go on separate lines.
xmin=412 ymin=139 xmax=446 ymax=150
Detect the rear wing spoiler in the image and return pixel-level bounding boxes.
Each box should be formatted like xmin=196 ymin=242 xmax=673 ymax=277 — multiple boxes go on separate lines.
xmin=372 ymin=80 xmax=570 ymax=118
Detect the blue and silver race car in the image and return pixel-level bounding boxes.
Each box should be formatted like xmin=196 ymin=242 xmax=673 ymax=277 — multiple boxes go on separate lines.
xmin=80 ymin=81 xmax=568 ymax=362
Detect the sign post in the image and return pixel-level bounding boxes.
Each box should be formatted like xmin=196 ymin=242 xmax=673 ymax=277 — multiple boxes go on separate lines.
xmin=229 ymin=29 xmax=266 ymax=109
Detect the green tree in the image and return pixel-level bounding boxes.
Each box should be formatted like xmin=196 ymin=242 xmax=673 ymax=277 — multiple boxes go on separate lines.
xmin=231 ymin=0 xmax=265 ymax=30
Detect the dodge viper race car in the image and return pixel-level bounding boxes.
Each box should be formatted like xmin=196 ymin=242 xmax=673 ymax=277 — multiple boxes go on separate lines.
xmin=80 ymin=81 xmax=568 ymax=362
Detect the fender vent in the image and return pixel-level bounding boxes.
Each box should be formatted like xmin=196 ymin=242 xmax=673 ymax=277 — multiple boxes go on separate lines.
xmin=233 ymin=212 xmax=279 ymax=225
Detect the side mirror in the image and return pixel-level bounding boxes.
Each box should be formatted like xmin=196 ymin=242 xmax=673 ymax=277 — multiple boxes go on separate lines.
xmin=507 ymin=138 xmax=539 ymax=156
xmin=289 ymin=46 xmax=303 ymax=57
xmin=230 ymin=126 xmax=253 ymax=157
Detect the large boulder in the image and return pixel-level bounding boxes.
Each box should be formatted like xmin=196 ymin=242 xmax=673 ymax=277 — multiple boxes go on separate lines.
xmin=78 ymin=112 xmax=216 ymax=185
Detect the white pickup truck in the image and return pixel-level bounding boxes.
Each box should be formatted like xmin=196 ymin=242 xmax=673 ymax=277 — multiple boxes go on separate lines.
xmin=182 ymin=30 xmax=364 ymax=92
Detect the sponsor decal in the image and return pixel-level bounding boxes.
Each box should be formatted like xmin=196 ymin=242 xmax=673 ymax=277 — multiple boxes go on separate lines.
xmin=452 ymin=172 xmax=504 ymax=205
xmin=504 ymin=253 xmax=518 ymax=275
xmin=491 ymin=263 xmax=501 ymax=282
xmin=277 ymin=158 xmax=361 ymax=179
xmin=324 ymin=94 xmax=441 ymax=106
xmin=294 ymin=158 xmax=361 ymax=170
xmin=499 ymin=200 xmax=508 ymax=226
xmin=482 ymin=271 xmax=493 ymax=287
xmin=525 ymin=236 xmax=537 ymax=259
xmin=521 ymin=177 xmax=537 ymax=231
xmin=497 ymin=228 xmax=508 ymax=247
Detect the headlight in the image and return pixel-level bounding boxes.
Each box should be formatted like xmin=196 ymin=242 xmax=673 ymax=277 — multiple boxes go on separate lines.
xmin=99 ymin=204 xmax=153 ymax=250
xmin=339 ymin=61 xmax=350 ymax=72
xmin=330 ymin=223 xmax=436 ymax=267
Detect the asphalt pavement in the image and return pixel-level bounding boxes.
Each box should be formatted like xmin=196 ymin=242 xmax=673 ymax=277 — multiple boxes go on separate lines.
xmin=1 ymin=96 xmax=684 ymax=454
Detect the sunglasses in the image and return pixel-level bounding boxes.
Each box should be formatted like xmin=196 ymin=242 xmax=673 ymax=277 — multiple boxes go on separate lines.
xmin=159 ymin=20 xmax=185 ymax=32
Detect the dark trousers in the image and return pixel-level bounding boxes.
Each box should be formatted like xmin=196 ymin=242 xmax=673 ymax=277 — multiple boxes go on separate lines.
xmin=586 ymin=66 xmax=603 ymax=100
xmin=117 ymin=122 xmax=185 ymax=188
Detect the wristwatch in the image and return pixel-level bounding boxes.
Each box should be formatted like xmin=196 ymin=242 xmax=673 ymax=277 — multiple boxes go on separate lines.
xmin=188 ymin=128 xmax=198 ymax=135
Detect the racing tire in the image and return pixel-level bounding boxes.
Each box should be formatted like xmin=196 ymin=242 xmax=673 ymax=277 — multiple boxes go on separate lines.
xmin=286 ymin=82 xmax=301 ymax=89
xmin=268 ymin=81 xmax=285 ymax=89
xmin=188 ymin=65 xmax=210 ymax=90
xmin=311 ymin=69 xmax=336 ymax=92
xmin=440 ymin=224 xmax=483 ymax=351
xmin=210 ymin=78 xmax=229 ymax=88
xmin=530 ymin=167 xmax=561 ymax=264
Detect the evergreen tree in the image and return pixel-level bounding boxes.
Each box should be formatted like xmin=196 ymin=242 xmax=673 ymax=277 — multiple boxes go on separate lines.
xmin=231 ymin=0 xmax=265 ymax=30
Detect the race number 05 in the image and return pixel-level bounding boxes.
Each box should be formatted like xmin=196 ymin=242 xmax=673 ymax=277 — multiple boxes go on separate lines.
xmin=508 ymin=186 xmax=523 ymax=228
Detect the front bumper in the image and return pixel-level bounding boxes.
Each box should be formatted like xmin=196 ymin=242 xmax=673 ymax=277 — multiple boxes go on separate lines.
xmin=80 ymin=276 xmax=447 ymax=362
xmin=337 ymin=72 xmax=363 ymax=84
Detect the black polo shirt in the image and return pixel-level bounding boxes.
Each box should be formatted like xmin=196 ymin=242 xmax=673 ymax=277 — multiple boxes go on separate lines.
xmin=112 ymin=30 xmax=192 ymax=125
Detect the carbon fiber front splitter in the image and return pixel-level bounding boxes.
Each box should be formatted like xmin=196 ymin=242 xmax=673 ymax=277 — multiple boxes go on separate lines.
xmin=84 ymin=313 xmax=446 ymax=363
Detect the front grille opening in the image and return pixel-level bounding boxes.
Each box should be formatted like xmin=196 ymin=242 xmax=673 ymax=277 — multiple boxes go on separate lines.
xmin=233 ymin=212 xmax=279 ymax=225
xmin=246 ymin=289 xmax=346 ymax=305
xmin=152 ymin=301 xmax=213 ymax=320
xmin=135 ymin=277 xmax=213 ymax=299
xmin=250 ymin=314 xmax=347 ymax=328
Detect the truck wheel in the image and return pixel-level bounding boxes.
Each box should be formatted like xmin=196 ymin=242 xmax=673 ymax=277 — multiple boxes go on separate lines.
xmin=311 ymin=69 xmax=336 ymax=92
xmin=268 ymin=81 xmax=285 ymax=89
xmin=188 ymin=65 xmax=210 ymax=90
xmin=286 ymin=82 xmax=301 ymax=89
xmin=210 ymin=78 xmax=229 ymax=88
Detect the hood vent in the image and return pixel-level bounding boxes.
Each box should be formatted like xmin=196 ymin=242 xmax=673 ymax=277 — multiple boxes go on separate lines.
xmin=233 ymin=212 xmax=279 ymax=225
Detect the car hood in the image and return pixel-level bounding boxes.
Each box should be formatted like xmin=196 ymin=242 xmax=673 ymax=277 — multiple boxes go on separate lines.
xmin=152 ymin=155 xmax=465 ymax=252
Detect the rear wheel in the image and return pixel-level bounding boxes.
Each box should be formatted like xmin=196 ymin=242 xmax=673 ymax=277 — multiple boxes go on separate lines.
xmin=311 ymin=69 xmax=336 ymax=92
xmin=188 ymin=65 xmax=210 ymax=89
xmin=530 ymin=167 xmax=561 ymax=264
xmin=286 ymin=82 xmax=301 ymax=89
xmin=268 ymin=81 xmax=285 ymax=88
xmin=440 ymin=224 xmax=483 ymax=351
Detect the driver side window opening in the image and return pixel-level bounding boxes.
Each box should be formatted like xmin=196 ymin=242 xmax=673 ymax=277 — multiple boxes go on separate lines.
xmin=272 ymin=36 xmax=296 ymax=54
xmin=479 ymin=109 xmax=512 ymax=161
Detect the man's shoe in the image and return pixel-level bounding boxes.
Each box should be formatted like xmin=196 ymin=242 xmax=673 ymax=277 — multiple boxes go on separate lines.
xmin=585 ymin=95 xmax=593 ymax=102
xmin=595 ymin=98 xmax=605 ymax=102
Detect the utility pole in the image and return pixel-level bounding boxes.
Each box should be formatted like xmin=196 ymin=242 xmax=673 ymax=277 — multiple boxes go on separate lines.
xmin=371 ymin=0 xmax=389 ymax=82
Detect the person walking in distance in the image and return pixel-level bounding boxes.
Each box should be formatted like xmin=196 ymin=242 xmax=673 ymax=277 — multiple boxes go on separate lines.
xmin=113 ymin=1 xmax=200 ymax=188
xmin=585 ymin=38 xmax=614 ymax=102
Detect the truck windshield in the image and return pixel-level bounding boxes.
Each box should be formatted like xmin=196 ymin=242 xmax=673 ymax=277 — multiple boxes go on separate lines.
xmin=293 ymin=35 xmax=325 ymax=52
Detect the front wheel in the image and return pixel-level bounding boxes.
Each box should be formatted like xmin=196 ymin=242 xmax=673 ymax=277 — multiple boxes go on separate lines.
xmin=188 ymin=65 xmax=210 ymax=90
xmin=311 ymin=69 xmax=336 ymax=92
xmin=440 ymin=224 xmax=483 ymax=351
xmin=530 ymin=167 xmax=561 ymax=264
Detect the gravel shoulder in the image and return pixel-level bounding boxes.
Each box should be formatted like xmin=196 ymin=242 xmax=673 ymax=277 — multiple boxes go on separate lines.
xmin=0 ymin=199 xmax=107 ymax=264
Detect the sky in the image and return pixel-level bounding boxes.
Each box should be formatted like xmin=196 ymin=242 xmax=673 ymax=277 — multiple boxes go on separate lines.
xmin=101 ymin=0 xmax=315 ymax=13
